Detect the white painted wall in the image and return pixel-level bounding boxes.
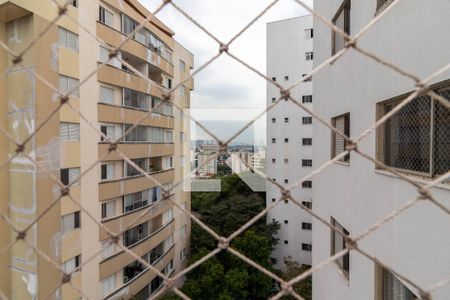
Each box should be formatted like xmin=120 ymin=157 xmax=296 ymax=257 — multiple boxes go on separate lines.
xmin=266 ymin=15 xmax=314 ymax=268
xmin=313 ymin=0 xmax=450 ymax=299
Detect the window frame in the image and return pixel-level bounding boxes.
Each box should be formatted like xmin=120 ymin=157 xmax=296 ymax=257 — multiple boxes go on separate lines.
xmin=332 ymin=0 xmax=351 ymax=56
xmin=331 ymin=113 xmax=351 ymax=163
xmin=330 ymin=217 xmax=350 ymax=278
xmin=376 ymin=81 xmax=450 ymax=179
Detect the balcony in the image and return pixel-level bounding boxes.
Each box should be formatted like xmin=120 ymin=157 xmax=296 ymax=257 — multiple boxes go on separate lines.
xmin=97 ymin=64 xmax=165 ymax=100
xmin=99 ymin=194 xmax=173 ymax=240
xmin=97 ymin=103 xmax=173 ymax=130
xmin=98 ymin=142 xmax=174 ymax=161
xmin=98 ymin=168 xmax=174 ymax=201
xmin=99 ymin=218 xmax=174 ymax=279
xmin=104 ymin=246 xmax=174 ymax=300
xmin=96 ymin=22 xmax=174 ymax=77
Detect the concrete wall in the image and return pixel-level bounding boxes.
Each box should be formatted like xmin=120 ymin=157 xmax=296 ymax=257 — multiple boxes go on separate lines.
xmin=313 ymin=0 xmax=450 ymax=299
xmin=266 ymin=15 xmax=314 ymax=268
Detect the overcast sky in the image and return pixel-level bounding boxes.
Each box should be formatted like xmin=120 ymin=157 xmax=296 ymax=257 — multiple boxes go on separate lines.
xmin=140 ymin=0 xmax=313 ymax=144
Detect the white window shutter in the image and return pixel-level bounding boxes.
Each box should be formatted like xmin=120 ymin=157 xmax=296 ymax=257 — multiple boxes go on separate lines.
xmin=59 ymin=123 xmax=68 ymax=141
xmin=100 ymin=86 xmax=114 ymax=104
xmin=68 ymin=123 xmax=79 ymax=141
xmin=335 ymin=116 xmax=346 ymax=156
xmin=68 ymin=77 xmax=79 ymax=97
xmin=58 ymin=27 xmax=67 ymax=47
xmin=59 ymin=75 xmax=68 ymax=94
xmin=69 ymin=168 xmax=80 ymax=185
xmin=106 ymin=164 xmax=114 ymax=180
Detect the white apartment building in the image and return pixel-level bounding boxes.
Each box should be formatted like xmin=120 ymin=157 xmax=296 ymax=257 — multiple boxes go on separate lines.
xmin=196 ymin=144 xmax=218 ymax=177
xmin=266 ymin=15 xmax=314 ymax=268
xmin=313 ymin=0 xmax=450 ymax=299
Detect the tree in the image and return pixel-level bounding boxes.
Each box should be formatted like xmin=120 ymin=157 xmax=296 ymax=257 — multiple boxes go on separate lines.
xmin=280 ymin=258 xmax=312 ymax=300
xmin=181 ymin=174 xmax=280 ymax=299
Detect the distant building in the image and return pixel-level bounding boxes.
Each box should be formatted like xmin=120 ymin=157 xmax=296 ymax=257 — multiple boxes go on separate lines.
xmin=266 ymin=15 xmax=314 ymax=268
xmin=196 ymin=144 xmax=218 ymax=177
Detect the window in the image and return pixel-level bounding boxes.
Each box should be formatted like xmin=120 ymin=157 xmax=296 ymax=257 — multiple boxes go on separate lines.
xmin=101 ymin=200 xmax=115 ymax=219
xmin=102 ymin=274 xmax=115 ymax=297
xmin=303 ymin=138 xmax=312 ymax=146
xmin=180 ymin=132 xmax=185 ymax=143
xmin=179 ymin=60 xmax=186 ymax=73
xmin=302 ymin=222 xmax=312 ymax=230
xmin=71 ymin=0 xmax=78 ymax=7
xmin=99 ymin=6 xmax=114 ymax=27
xmin=163 ymin=208 xmax=173 ymax=224
xmin=124 ymin=191 xmax=148 ymax=213
xmin=123 ymin=258 xmax=146 ymax=283
xmin=272 ymin=138 xmax=276 ymax=144
xmin=284 ymin=240 xmax=289 ymax=244
xmin=180 ymin=225 xmax=187 ymax=237
xmin=165 ymin=130 xmax=173 ymax=142
xmin=302 ymin=74 xmax=312 ymax=82
xmin=272 ymin=158 xmax=276 ymax=163
xmin=284 ymin=138 xmax=289 ymax=143
xmin=123 ymin=88 xmax=150 ymax=110
xmin=63 ymin=255 xmax=81 ymax=273
xmin=284 ymin=220 xmax=288 ymax=224
xmin=332 ymin=0 xmax=351 ymax=55
xmin=284 ymin=179 xmax=289 ymax=184
xmin=271 ymin=198 xmax=276 ymax=202
xmin=59 ymin=122 xmax=79 ymax=141
xmin=284 ymin=117 xmax=289 ymax=123
xmin=305 ymin=28 xmax=313 ymax=39
xmin=101 ymin=241 xmax=116 ymax=259
xmin=332 ymin=113 xmax=350 ymax=162
xmin=331 ymin=217 xmax=350 ymax=276
xmin=180 ymin=248 xmax=186 ymax=261
xmin=60 ymin=168 xmax=80 ymax=185
xmin=122 ymin=14 xmax=137 ymax=36
xmin=284 ymin=76 xmax=289 ymax=81
xmin=284 ymin=199 xmax=289 ymax=204
xmin=125 ymin=158 xmax=148 ymax=177
xmin=100 ymin=124 xmax=117 ymax=141
xmin=305 ymin=52 xmax=313 ymax=61
xmin=302 ymin=243 xmax=312 ymax=252
xmin=123 ymin=223 xmax=149 ymax=247
xmin=100 ymin=86 xmax=114 ymax=104
xmin=302 ymin=201 xmax=312 ymax=209
xmin=302 ymin=159 xmax=312 ymax=167
xmin=302 ymin=181 xmax=312 ymax=188
xmin=58 ymin=27 xmax=79 ymax=51
xmin=272 ymin=118 xmax=276 ymax=123
xmin=378 ymin=86 xmax=449 ymax=177
xmin=284 ymin=159 xmax=288 ymax=164
xmin=61 ymin=211 xmax=80 ymax=234
xmin=271 ymin=97 xmax=276 ymax=103
xmin=302 ymin=116 xmax=312 ymax=124
xmin=59 ymin=75 xmax=79 ymax=97
xmin=302 ymin=95 xmax=313 ymax=103
xmin=101 ymin=163 xmax=115 ymax=181
xmin=377 ymin=264 xmax=416 ymax=300
xmin=179 ymin=86 xmax=185 ymax=96
xmin=271 ymin=77 xmax=276 ymax=82
xmin=376 ymin=0 xmax=394 ymax=12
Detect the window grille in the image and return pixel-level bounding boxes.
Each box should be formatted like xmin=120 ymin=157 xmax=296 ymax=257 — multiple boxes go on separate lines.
xmin=302 ymin=243 xmax=312 ymax=252
xmin=378 ymin=84 xmax=450 ymax=177
xmin=306 ymin=51 xmax=314 ymax=61
xmin=302 ymin=116 xmax=312 ymax=124
xmin=303 ymin=138 xmax=313 ymax=146
xmin=302 ymin=159 xmax=313 ymax=167
xmin=302 ymin=95 xmax=313 ymax=103
xmin=302 ymin=222 xmax=312 ymax=230
xmin=302 ymin=180 xmax=312 ymax=188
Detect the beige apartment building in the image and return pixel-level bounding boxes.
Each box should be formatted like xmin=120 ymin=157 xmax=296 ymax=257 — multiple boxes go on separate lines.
xmin=0 ymin=0 xmax=193 ymax=299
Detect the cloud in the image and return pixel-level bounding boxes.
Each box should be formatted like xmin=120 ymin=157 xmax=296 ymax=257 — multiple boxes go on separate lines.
xmin=139 ymin=0 xmax=312 ymax=142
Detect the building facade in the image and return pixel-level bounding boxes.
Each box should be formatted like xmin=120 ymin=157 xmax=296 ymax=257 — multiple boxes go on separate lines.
xmin=313 ymin=0 xmax=450 ymax=299
xmin=266 ymin=15 xmax=314 ymax=268
xmin=195 ymin=144 xmax=218 ymax=178
xmin=0 ymin=0 xmax=193 ymax=299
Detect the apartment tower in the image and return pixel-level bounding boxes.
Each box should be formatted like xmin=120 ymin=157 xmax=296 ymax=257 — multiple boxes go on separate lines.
xmin=313 ymin=0 xmax=449 ymax=299
xmin=266 ymin=15 xmax=314 ymax=268
xmin=0 ymin=0 xmax=193 ymax=299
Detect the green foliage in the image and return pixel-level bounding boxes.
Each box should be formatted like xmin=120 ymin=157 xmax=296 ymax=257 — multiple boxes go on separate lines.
xmin=280 ymin=258 xmax=312 ymax=300
xmin=181 ymin=174 xmax=280 ymax=299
